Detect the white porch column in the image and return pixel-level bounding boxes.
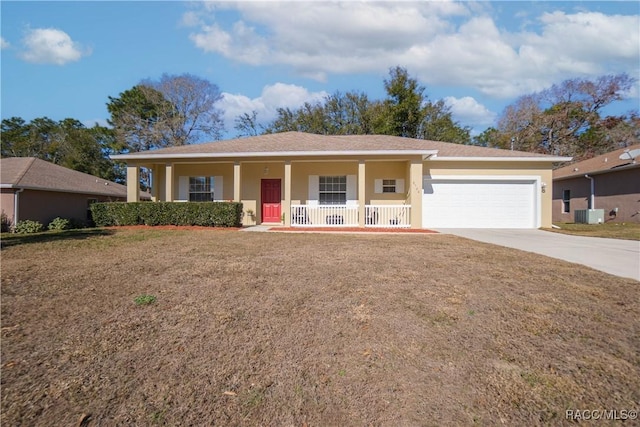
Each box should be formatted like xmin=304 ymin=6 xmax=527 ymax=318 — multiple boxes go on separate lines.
xmin=233 ymin=162 xmax=241 ymax=202
xmin=358 ymin=160 xmax=366 ymax=227
xmin=409 ymin=158 xmax=423 ymax=229
xmin=126 ymin=164 xmax=140 ymax=202
xmin=165 ymin=163 xmax=174 ymax=202
xmin=283 ymin=161 xmax=292 ymax=227
xmin=151 ymin=165 xmax=160 ymax=201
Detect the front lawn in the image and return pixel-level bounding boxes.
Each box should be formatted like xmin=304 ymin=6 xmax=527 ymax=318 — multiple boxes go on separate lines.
xmin=1 ymin=229 xmax=638 ymax=425
xmin=550 ymin=222 xmax=640 ymax=240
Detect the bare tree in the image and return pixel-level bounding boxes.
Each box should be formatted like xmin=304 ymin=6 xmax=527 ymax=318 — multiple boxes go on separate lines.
xmin=496 ymin=94 xmax=542 ymax=151
xmin=234 ymin=110 xmax=261 ymax=138
xmin=142 ymin=73 xmax=225 ymax=145
xmin=495 ymin=73 xmax=638 ymax=158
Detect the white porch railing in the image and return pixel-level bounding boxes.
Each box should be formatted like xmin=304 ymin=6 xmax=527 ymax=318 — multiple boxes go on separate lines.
xmin=289 ymin=204 xmax=411 ymax=228
xmin=290 ymin=205 xmax=359 ymax=227
xmin=365 ymin=205 xmax=411 ymax=228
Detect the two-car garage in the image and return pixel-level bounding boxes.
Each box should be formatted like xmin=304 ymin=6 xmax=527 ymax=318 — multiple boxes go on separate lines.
xmin=422 ymin=176 xmax=540 ymax=229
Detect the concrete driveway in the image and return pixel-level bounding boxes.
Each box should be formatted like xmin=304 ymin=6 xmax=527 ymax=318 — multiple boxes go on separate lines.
xmin=436 ymin=229 xmax=640 ymax=281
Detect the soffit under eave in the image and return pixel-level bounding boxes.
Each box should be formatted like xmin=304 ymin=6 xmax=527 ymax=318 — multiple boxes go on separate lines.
xmin=126 ymin=154 xmax=428 ymax=165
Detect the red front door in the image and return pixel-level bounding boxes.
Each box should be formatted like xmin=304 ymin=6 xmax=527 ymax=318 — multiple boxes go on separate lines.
xmin=261 ymin=179 xmax=281 ymax=223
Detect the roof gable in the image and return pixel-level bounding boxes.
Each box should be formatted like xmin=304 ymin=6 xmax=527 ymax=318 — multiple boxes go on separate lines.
xmin=0 ymin=157 xmax=35 ymax=185
xmin=553 ymin=144 xmax=640 ymax=179
xmin=1 ymin=157 xmax=128 ymax=197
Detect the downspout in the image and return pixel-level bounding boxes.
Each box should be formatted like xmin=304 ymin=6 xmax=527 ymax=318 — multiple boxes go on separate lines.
xmin=13 ymin=188 xmax=24 ymax=227
xmin=584 ymin=174 xmax=595 ymax=209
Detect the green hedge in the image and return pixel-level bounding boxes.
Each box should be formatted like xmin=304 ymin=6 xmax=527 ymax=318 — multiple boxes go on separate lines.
xmin=90 ymin=202 xmax=243 ymax=227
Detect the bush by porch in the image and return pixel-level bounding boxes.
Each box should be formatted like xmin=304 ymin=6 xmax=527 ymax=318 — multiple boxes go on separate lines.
xmin=90 ymin=201 xmax=243 ymax=227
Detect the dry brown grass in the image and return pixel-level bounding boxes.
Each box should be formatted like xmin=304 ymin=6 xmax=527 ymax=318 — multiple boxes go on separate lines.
xmin=549 ymin=222 xmax=640 ymax=240
xmin=1 ymin=228 xmax=639 ymax=426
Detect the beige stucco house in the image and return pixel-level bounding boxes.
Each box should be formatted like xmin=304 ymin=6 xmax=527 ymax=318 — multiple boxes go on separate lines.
xmin=112 ymin=132 xmax=570 ymax=229
xmin=1 ymin=157 xmax=134 ymax=226
xmin=553 ymin=144 xmax=640 ymax=223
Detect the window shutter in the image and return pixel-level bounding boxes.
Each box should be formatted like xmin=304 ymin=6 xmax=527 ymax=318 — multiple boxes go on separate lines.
xmin=374 ymin=179 xmax=383 ymax=194
xmin=346 ymin=175 xmax=357 ymax=205
xmin=396 ymin=179 xmax=405 ymax=194
xmin=213 ymin=176 xmax=224 ymax=201
xmin=178 ymin=176 xmax=189 ymax=201
xmin=308 ymin=175 xmax=319 ymax=205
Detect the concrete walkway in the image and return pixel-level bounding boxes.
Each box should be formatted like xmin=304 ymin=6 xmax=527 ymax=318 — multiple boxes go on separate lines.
xmin=436 ymin=229 xmax=640 ymax=281
xmin=240 ymin=225 xmax=274 ymax=232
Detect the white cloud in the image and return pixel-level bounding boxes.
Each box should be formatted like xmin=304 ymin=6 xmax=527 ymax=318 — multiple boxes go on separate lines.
xmin=184 ymin=3 xmax=638 ymax=100
xmin=180 ymin=11 xmax=203 ymax=27
xmin=191 ymin=20 xmax=268 ymax=66
xmin=522 ymin=12 xmax=638 ymax=70
xmin=443 ymin=96 xmax=496 ymax=127
xmin=410 ymin=16 xmax=529 ymax=97
xmin=622 ymin=83 xmax=639 ymax=100
xmin=20 ymin=28 xmax=89 ymax=65
xmin=1 ymin=37 xmax=9 ymax=49
xmin=186 ymin=2 xmax=465 ymax=78
xmin=219 ymin=83 xmax=329 ymax=131
xmin=190 ymin=23 xmax=233 ymax=55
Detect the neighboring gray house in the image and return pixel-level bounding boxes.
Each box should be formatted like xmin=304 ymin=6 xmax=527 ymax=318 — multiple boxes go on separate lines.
xmin=1 ymin=157 xmax=137 ymax=226
xmin=552 ymin=144 xmax=640 ymax=223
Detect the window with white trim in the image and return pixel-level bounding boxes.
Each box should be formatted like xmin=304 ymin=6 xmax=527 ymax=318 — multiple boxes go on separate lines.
xmin=189 ymin=176 xmax=215 ymax=202
xmin=319 ymin=176 xmax=347 ymax=205
xmin=374 ymin=178 xmax=404 ymax=194
xmin=382 ymin=179 xmax=397 ymax=193
xmin=562 ymin=189 xmax=570 ymax=213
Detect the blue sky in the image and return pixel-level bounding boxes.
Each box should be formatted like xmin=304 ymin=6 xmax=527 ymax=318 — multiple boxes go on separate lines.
xmin=1 ymin=1 xmax=638 ymax=140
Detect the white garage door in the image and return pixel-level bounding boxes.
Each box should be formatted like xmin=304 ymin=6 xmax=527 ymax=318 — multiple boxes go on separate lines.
xmin=422 ymin=178 xmax=538 ymax=228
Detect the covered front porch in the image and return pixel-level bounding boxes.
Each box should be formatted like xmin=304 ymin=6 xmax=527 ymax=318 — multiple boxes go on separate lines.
xmin=290 ymin=204 xmax=411 ymax=228
xmin=125 ymin=157 xmax=424 ymax=229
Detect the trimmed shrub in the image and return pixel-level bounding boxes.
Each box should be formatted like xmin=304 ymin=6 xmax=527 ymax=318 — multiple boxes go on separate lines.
xmin=91 ymin=202 xmax=140 ymax=226
xmin=67 ymin=218 xmax=86 ymax=230
xmin=48 ymin=217 xmax=71 ymax=231
xmin=90 ymin=202 xmax=243 ymax=227
xmin=1 ymin=210 xmax=11 ymax=233
xmin=14 ymin=220 xmax=44 ymax=234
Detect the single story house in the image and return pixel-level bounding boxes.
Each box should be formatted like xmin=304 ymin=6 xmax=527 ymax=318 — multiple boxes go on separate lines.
xmin=552 ymin=144 xmax=640 ymax=223
xmin=112 ymin=132 xmax=570 ymax=229
xmin=1 ymin=157 xmax=138 ymax=227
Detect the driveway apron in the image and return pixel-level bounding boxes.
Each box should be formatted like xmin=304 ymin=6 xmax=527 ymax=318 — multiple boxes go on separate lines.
xmin=435 ymin=229 xmax=640 ymax=281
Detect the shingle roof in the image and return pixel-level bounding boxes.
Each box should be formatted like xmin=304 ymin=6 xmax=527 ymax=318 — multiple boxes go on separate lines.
xmin=112 ymin=131 xmax=568 ymax=161
xmin=1 ymin=157 xmax=128 ymax=197
xmin=553 ymin=144 xmax=640 ymax=180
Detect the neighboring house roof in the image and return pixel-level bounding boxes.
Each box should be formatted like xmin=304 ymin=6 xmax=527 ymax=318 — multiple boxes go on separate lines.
xmin=553 ymin=144 xmax=640 ymax=180
xmin=0 ymin=157 xmax=129 ymax=197
xmin=112 ymin=131 xmax=570 ymax=162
